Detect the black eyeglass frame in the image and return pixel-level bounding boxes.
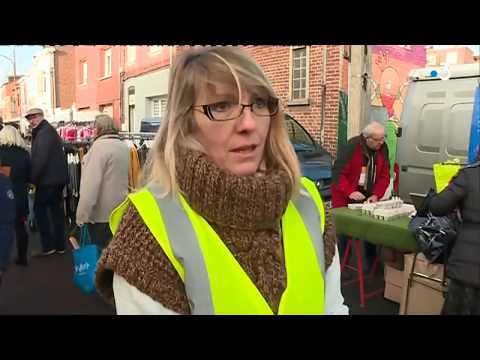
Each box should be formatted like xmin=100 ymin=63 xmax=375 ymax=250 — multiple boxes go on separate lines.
xmin=191 ymin=97 xmax=279 ymax=122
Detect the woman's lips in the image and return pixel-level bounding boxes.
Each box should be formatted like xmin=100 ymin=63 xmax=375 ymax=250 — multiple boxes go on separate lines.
xmin=231 ymin=144 xmax=257 ymax=153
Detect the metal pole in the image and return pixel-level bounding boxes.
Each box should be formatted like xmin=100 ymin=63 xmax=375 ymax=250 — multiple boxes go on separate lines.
xmin=12 ymin=46 xmax=16 ymax=81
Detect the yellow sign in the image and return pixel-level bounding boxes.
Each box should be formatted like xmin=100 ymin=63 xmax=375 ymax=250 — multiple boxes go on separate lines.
xmin=433 ymin=162 xmax=461 ymax=192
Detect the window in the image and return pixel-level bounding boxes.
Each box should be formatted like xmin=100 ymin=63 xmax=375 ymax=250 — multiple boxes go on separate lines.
xmin=427 ymin=54 xmax=437 ymax=66
xmin=104 ymin=48 xmax=112 ymax=77
xmin=290 ymin=46 xmax=309 ymax=103
xmin=127 ymin=46 xmax=136 ymax=64
xmin=418 ymin=104 xmax=442 ymax=153
xmin=149 ymin=95 xmax=167 ymax=117
xmin=128 ymin=86 xmax=135 ymax=105
xmin=285 ymin=114 xmax=315 ymax=149
xmin=150 ymin=45 xmax=163 ymax=54
xmin=446 ymin=52 xmax=458 ymax=65
xmin=38 ymin=71 xmax=46 ymax=93
xmin=99 ymin=103 xmax=113 ymax=117
xmin=80 ymin=60 xmax=88 ymax=85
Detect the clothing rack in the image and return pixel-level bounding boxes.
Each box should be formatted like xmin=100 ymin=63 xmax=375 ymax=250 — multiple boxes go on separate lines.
xmin=118 ymin=132 xmax=156 ymax=140
xmin=62 ymin=141 xmax=91 ymax=230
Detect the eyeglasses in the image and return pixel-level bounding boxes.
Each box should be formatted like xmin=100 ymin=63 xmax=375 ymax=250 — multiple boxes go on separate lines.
xmin=192 ymin=97 xmax=279 ymax=122
xmin=368 ymin=135 xmax=385 ymax=143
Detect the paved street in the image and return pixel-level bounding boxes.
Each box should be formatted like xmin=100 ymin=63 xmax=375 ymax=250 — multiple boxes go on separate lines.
xmin=0 ymin=230 xmax=114 ymax=315
xmin=0 ymin=229 xmax=397 ymax=315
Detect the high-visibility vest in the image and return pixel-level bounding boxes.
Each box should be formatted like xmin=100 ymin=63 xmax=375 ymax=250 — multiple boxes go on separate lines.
xmin=110 ymin=177 xmax=326 ymax=315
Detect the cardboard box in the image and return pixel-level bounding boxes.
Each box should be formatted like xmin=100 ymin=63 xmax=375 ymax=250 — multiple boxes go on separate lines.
xmin=384 ymin=264 xmax=405 ymax=303
xmin=400 ymin=253 xmax=445 ymax=315
xmin=384 ymin=282 xmax=403 ymax=303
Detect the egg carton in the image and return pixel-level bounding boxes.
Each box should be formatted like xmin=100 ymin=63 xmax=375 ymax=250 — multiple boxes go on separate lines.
xmin=373 ymin=197 xmax=403 ymax=209
xmin=372 ymin=205 xmax=416 ymax=221
xmin=348 ymin=203 xmax=364 ymax=210
xmin=361 ymin=203 xmax=377 ymax=216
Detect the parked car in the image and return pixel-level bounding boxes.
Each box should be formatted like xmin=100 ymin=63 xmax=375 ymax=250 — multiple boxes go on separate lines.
xmin=285 ymin=114 xmax=332 ymax=203
xmin=140 ymin=117 xmax=162 ymax=133
xmin=139 ymin=113 xmax=332 ymax=202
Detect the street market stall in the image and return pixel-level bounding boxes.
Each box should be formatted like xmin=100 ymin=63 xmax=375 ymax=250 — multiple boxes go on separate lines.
xmin=333 ymin=206 xmax=419 ymax=309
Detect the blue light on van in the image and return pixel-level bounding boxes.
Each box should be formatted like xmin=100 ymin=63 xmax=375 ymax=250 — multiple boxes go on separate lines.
xmin=430 ymin=70 xmax=438 ymax=77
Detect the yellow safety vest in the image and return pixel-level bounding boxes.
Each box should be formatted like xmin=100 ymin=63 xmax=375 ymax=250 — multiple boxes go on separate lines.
xmin=110 ymin=177 xmax=326 ymax=315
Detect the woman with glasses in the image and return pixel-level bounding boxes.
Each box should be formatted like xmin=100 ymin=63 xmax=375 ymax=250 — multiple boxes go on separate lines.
xmin=96 ymin=46 xmax=348 ymax=315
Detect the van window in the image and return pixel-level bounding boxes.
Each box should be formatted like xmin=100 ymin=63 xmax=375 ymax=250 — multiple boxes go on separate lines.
xmin=418 ymin=104 xmax=442 ymax=153
xmin=447 ymin=103 xmax=472 ymax=157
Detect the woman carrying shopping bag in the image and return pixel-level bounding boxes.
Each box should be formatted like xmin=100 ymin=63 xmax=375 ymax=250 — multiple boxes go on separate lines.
xmin=75 ymin=115 xmax=130 ymax=251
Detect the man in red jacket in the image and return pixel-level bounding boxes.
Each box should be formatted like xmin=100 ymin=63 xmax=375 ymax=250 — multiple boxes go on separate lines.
xmin=332 ymin=121 xmax=390 ymax=270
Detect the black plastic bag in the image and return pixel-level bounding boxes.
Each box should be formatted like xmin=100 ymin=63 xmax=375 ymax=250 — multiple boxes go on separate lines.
xmin=409 ymin=212 xmax=459 ymax=264
xmin=408 ymin=188 xmax=460 ymax=264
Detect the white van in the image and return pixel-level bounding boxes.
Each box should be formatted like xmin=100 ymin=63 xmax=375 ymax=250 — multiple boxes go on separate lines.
xmin=397 ymin=63 xmax=480 ymax=201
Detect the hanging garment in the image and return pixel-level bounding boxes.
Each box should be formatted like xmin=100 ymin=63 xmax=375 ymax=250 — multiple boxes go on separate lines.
xmin=128 ymin=145 xmax=141 ymax=191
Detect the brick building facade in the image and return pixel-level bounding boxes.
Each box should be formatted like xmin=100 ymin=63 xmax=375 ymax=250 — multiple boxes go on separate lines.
xmin=54 ymin=45 xmax=75 ymax=109
xmin=244 ymin=45 xmax=347 ymax=157
xmin=426 ymin=46 xmax=476 ymax=66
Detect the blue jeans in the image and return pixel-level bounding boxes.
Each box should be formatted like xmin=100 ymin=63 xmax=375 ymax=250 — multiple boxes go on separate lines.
xmin=0 ymin=224 xmax=15 ymax=271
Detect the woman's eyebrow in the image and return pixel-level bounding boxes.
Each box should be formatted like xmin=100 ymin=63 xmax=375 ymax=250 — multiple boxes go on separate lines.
xmin=204 ymin=93 xmax=237 ymax=102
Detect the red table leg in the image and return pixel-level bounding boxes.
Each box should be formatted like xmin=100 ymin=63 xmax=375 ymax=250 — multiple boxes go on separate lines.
xmin=354 ymin=239 xmax=366 ymax=308
xmin=341 ymin=238 xmax=384 ymax=309
xmin=341 ymin=238 xmax=352 ymax=274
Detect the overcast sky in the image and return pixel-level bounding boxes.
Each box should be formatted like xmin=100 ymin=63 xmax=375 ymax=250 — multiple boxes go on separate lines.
xmin=1 ymin=44 xmax=478 ymax=84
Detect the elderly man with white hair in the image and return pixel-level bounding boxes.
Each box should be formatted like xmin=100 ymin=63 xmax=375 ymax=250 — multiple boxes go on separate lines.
xmin=331 ymin=121 xmax=391 ymax=271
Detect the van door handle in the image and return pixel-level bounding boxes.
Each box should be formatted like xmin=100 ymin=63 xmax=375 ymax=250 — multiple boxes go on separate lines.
xmin=401 ymin=165 xmax=408 ymax=172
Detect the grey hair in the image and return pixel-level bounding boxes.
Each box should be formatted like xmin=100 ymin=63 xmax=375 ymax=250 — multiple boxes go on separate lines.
xmin=0 ymin=125 xmax=27 ymax=149
xmin=362 ymin=121 xmax=385 ymax=138
xmin=94 ymin=114 xmax=118 ymax=136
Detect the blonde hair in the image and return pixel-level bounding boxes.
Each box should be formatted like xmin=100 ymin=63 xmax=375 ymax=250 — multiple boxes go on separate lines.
xmin=0 ymin=125 xmax=27 ymax=149
xmin=142 ymin=46 xmax=301 ymax=196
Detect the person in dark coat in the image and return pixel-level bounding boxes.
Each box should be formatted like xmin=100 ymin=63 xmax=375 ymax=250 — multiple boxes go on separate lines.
xmin=331 ymin=121 xmax=390 ymax=270
xmin=0 ymin=172 xmax=16 ymax=286
xmin=0 ymin=125 xmax=31 ymax=265
xmin=26 ymin=108 xmax=68 ymax=256
xmin=427 ymin=158 xmax=480 ymax=315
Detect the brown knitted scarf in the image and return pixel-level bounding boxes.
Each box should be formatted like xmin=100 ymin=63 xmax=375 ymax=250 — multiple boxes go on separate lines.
xmin=96 ymin=150 xmax=336 ymax=314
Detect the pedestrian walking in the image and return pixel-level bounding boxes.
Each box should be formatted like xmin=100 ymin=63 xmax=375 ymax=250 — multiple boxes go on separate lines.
xmin=0 ymin=172 xmax=15 ymax=287
xmin=0 ymin=125 xmax=31 ymax=266
xmin=26 ymin=108 xmax=68 ymax=256
xmin=75 ymin=114 xmax=130 ymax=250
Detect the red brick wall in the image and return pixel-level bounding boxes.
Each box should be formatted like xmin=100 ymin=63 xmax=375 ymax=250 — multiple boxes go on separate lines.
xmin=427 ymin=46 xmax=475 ymax=65
xmin=323 ymin=46 xmax=342 ymax=157
xmin=75 ymin=46 xmax=122 ymax=124
xmin=124 ymin=46 xmax=170 ymax=80
xmin=243 ymin=45 xmax=343 ymax=157
xmin=54 ymin=45 xmax=75 ymax=109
